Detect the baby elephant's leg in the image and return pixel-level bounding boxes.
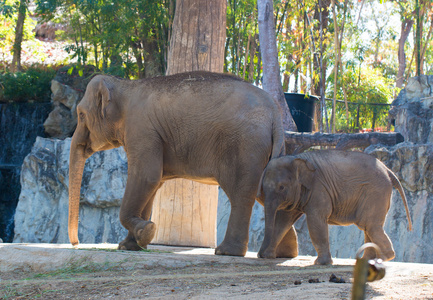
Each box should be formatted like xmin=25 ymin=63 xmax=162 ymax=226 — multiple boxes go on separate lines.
xmin=275 ymin=211 xmax=303 ymax=258
xmin=365 ymin=227 xmax=395 ymax=261
xmin=306 ymin=214 xmax=333 ymax=265
xmin=275 ymin=226 xmax=298 ymax=258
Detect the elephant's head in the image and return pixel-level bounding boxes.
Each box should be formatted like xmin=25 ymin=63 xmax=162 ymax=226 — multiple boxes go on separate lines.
xmin=259 ymin=156 xmax=316 ymax=250
xmin=68 ymin=75 xmax=124 ymax=246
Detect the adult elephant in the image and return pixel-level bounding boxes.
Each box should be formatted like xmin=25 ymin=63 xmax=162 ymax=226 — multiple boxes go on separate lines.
xmin=68 ymin=71 xmax=286 ymax=256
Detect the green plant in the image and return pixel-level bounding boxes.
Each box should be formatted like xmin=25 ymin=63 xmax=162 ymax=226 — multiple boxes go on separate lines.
xmin=31 ymin=257 xmax=123 ymax=279
xmin=326 ymin=65 xmax=394 ymax=133
xmin=0 ymin=282 xmax=24 ymax=300
xmin=35 ymin=0 xmax=172 ymax=78
xmin=0 ymin=67 xmax=56 ymax=102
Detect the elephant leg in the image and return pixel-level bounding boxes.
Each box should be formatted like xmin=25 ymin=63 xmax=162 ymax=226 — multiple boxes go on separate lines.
xmin=258 ymin=210 xmax=302 ymax=258
xmin=365 ymin=226 xmax=395 ymax=261
xmin=215 ymin=159 xmax=266 ymax=256
xmin=275 ymin=211 xmax=303 ymax=258
xmin=118 ymin=150 xmax=163 ymax=250
xmin=215 ymin=197 xmax=255 ymax=256
xmin=275 ymin=226 xmax=298 ymax=258
xmin=118 ymin=185 xmax=161 ymax=251
xmin=306 ymin=214 xmax=333 ymax=265
xmin=362 ymin=232 xmax=379 ymax=260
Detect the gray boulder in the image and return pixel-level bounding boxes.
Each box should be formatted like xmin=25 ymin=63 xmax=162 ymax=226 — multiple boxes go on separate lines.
xmin=389 ymin=75 xmax=433 ymax=144
xmin=13 ymin=137 xmax=128 ymax=244
xmin=44 ymin=80 xmax=83 ymax=139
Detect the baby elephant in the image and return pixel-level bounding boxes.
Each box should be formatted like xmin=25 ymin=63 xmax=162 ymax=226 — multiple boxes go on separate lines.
xmin=258 ymin=150 xmax=413 ymax=265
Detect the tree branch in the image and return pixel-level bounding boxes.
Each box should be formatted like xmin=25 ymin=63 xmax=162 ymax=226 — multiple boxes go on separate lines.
xmin=285 ymin=131 xmax=405 ymax=154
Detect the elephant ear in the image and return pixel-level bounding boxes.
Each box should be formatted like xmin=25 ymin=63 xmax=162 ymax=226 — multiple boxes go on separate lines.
xmin=98 ymin=79 xmax=112 ymax=118
xmin=293 ymin=158 xmax=316 ymax=190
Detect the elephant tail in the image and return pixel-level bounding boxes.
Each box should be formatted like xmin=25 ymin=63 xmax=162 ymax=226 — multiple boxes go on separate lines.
xmin=389 ymin=169 xmax=413 ymax=231
xmin=270 ymin=115 xmax=285 ymax=160
xmin=257 ymin=116 xmax=284 ymax=201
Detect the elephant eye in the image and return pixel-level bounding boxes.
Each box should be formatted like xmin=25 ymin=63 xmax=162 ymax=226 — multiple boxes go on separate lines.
xmin=79 ymin=112 xmax=85 ymax=120
xmin=278 ymin=185 xmax=285 ymax=191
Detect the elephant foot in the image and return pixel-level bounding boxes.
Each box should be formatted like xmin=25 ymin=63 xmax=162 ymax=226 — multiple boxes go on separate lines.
xmin=314 ymin=255 xmax=333 ymax=265
xmin=215 ymin=241 xmax=247 ymax=257
xmin=118 ymin=238 xmax=142 ymax=251
xmin=275 ymin=225 xmax=299 ymax=258
xmin=363 ymin=247 xmax=395 ymax=262
xmin=134 ymin=220 xmax=156 ymax=249
xmin=258 ymin=247 xmax=277 ymax=259
xmin=276 ymin=246 xmax=298 ymax=258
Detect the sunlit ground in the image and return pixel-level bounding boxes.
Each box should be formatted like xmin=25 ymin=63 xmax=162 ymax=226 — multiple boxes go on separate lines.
xmin=1 ymin=38 xmax=75 ymax=67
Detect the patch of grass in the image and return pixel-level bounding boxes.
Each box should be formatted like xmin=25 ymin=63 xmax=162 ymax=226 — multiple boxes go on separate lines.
xmin=0 ymin=283 xmax=24 ymax=300
xmin=0 ymin=283 xmax=63 ymax=300
xmin=30 ymin=257 xmax=124 ymax=279
xmin=77 ymin=247 xmax=119 ymax=253
xmin=75 ymin=247 xmax=172 ymax=254
xmin=140 ymin=248 xmax=172 ymax=254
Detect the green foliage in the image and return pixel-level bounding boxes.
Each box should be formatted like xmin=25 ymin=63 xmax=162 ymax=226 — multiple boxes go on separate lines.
xmin=0 ymin=0 xmax=16 ymax=18
xmin=34 ymin=0 xmax=172 ymax=78
xmin=31 ymin=257 xmax=122 ymax=279
xmin=225 ymin=0 xmax=258 ymax=81
xmin=0 ymin=0 xmax=38 ymax=64
xmin=327 ymin=65 xmax=394 ymax=132
xmin=0 ymin=67 xmax=56 ymax=102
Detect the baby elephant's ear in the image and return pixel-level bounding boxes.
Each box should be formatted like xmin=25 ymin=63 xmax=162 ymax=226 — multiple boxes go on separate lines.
xmin=293 ymin=158 xmax=316 ymax=190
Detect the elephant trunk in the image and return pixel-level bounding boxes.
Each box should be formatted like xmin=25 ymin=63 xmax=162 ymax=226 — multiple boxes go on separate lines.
xmin=68 ymin=137 xmax=88 ymax=246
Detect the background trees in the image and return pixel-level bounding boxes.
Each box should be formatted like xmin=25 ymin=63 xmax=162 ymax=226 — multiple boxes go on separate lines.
xmin=1 ymin=0 xmax=433 ymax=132
xmin=33 ymin=0 xmax=173 ymax=78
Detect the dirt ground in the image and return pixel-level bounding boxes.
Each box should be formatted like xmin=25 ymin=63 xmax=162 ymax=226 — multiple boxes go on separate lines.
xmin=1 ymin=244 xmax=432 ymax=299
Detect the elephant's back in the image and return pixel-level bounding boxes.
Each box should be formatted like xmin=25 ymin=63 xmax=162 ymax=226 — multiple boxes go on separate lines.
xmin=143 ymin=71 xmax=275 ymax=110
xmin=299 ymin=150 xmax=392 ymax=190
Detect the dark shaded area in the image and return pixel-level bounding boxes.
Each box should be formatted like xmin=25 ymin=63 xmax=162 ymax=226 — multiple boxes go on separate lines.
xmin=0 ymin=102 xmax=51 ymax=242
xmin=285 ymin=93 xmax=318 ymax=132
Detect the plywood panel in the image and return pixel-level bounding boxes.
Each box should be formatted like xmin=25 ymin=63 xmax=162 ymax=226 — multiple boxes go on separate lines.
xmin=151 ymin=179 xmax=218 ymax=248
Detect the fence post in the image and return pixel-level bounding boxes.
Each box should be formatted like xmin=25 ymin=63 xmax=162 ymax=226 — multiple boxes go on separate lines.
xmin=372 ymin=106 xmax=377 ymax=132
xmin=356 ymin=104 xmax=360 ymax=132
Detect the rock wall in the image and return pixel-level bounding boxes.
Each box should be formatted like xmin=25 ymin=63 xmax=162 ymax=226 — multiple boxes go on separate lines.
xmin=14 ymin=137 xmax=128 ymax=244
xmin=389 ymin=75 xmax=433 ymax=144
xmin=43 ymin=80 xmax=81 ymax=138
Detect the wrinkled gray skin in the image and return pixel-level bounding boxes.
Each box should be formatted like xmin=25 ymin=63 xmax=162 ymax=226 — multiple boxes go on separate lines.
xmin=258 ymin=150 xmax=413 ymax=265
xmin=68 ymin=71 xmax=286 ymax=256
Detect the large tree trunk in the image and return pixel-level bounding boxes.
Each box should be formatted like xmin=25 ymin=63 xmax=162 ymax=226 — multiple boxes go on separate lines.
xmin=11 ymin=0 xmax=27 ymax=72
xmin=396 ymin=19 xmax=414 ymax=88
xmin=257 ymin=0 xmax=297 ymax=132
xmin=166 ymin=0 xmax=226 ymax=74
xmin=151 ymin=0 xmax=226 ymax=248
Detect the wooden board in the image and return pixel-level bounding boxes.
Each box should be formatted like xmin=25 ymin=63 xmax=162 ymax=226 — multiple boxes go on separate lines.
xmin=151 ymin=179 xmax=219 ymax=248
